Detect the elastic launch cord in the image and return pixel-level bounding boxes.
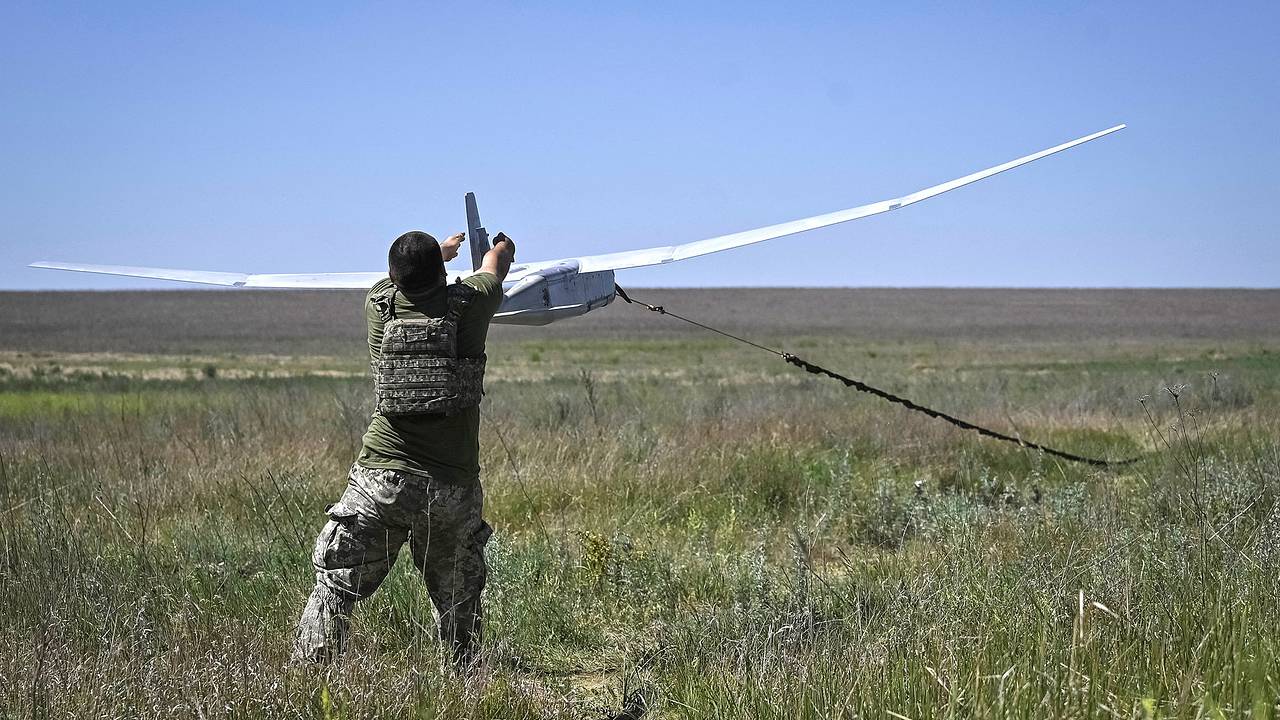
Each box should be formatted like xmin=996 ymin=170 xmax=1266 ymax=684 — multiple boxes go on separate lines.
xmin=613 ymin=284 xmax=1137 ymax=468
xmin=613 ymin=285 xmax=785 ymax=356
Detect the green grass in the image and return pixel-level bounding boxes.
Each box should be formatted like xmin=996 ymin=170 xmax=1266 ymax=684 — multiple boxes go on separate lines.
xmin=1 ymin=335 xmax=1277 ymax=718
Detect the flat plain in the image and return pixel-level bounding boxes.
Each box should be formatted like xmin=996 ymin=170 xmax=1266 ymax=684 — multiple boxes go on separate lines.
xmin=1 ymin=288 xmax=1277 ymax=719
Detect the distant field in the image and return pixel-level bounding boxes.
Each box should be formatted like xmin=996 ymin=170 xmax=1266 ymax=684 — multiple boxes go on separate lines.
xmin=1 ymin=288 xmax=1278 ymax=355
xmin=1 ymin=288 xmax=1277 ymax=718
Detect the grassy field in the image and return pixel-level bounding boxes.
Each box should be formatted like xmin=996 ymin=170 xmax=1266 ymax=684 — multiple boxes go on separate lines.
xmin=1 ymin=289 xmax=1278 ymax=719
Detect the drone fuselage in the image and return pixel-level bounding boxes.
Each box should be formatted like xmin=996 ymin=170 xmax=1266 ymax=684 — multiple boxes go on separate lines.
xmin=490 ymin=261 xmax=615 ymax=325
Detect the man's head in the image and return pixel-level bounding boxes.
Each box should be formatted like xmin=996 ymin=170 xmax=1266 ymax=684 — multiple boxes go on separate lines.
xmin=388 ymin=231 xmax=445 ymax=292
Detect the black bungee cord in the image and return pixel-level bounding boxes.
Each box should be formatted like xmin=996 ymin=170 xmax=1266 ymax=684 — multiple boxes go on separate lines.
xmin=613 ymin=284 xmax=1138 ymax=468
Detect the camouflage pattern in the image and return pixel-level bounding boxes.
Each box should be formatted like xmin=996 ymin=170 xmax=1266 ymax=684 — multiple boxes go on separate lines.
xmin=373 ymin=283 xmax=486 ymax=417
xmin=293 ymin=463 xmax=491 ymax=666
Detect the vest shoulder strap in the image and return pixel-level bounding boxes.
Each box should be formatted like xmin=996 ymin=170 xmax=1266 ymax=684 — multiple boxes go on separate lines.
xmin=446 ymin=282 xmax=480 ymax=318
xmin=382 ymin=283 xmax=466 ymax=322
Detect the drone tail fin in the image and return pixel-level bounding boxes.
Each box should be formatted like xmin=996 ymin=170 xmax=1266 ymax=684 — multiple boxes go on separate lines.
xmin=464 ymin=192 xmax=491 ymax=271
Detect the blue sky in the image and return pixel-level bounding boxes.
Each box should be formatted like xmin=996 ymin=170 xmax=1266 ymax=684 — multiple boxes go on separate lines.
xmin=2 ymin=1 xmax=1276 ymax=289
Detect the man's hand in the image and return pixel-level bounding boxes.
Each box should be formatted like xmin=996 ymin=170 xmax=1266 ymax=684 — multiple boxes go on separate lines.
xmin=440 ymin=232 xmax=465 ymax=262
xmin=482 ymin=232 xmax=516 ymax=281
xmin=491 ymin=232 xmax=516 ymax=259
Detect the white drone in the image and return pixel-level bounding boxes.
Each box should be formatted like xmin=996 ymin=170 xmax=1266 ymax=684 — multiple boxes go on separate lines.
xmin=32 ymin=125 xmax=1124 ymax=326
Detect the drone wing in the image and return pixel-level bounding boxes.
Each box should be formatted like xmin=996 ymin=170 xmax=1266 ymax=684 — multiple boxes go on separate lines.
xmin=30 ymin=125 xmax=1123 ymax=287
xmin=27 ymin=261 xmax=389 ymax=288
xmin=566 ymin=124 xmax=1125 ymax=273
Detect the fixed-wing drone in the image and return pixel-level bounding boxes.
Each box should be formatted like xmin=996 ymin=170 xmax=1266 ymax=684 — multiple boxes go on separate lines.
xmin=32 ymin=125 xmax=1124 ymax=326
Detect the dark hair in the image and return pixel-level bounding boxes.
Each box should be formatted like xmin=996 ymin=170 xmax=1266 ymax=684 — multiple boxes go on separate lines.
xmin=387 ymin=231 xmax=444 ymax=291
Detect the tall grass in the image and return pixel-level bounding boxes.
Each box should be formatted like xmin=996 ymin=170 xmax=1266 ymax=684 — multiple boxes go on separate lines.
xmin=0 ymin=338 xmax=1277 ymax=718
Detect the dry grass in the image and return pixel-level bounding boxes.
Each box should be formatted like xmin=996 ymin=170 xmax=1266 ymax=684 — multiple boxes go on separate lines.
xmin=0 ymin=289 xmax=1278 ymax=718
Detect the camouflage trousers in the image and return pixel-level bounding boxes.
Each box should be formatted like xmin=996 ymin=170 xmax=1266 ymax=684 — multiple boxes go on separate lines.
xmin=292 ymin=463 xmax=491 ymax=666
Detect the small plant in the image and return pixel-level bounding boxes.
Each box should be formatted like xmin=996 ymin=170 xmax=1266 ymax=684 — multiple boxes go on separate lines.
xmin=580 ymin=368 xmax=601 ymax=428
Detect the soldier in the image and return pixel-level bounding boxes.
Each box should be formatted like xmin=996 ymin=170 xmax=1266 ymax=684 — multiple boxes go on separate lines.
xmin=293 ymin=229 xmax=515 ymax=667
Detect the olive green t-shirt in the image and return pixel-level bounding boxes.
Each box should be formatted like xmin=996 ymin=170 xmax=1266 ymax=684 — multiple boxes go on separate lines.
xmin=356 ymin=273 xmax=503 ymax=482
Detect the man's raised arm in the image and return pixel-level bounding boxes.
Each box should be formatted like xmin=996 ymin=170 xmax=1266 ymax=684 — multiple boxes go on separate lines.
xmin=480 ymin=232 xmax=516 ymax=282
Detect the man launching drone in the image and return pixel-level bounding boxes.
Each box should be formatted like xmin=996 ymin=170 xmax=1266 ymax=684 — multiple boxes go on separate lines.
xmin=293 ymin=229 xmax=516 ymax=667
xmin=31 ymin=127 xmax=1129 ymax=659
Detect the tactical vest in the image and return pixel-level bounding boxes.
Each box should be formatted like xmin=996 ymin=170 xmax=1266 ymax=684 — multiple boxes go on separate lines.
xmin=372 ymin=284 xmax=486 ymax=416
